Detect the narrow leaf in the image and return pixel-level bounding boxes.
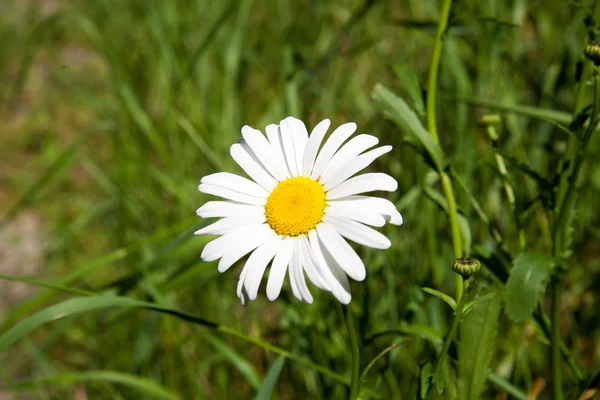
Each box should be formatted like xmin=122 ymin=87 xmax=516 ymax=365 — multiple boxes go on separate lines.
xmin=443 ymin=94 xmax=572 ymax=125
xmin=504 ymin=253 xmax=558 ymax=324
xmin=203 ymin=331 xmax=262 ymax=390
xmin=372 ymin=83 xmax=445 ymax=170
xmin=420 ymin=362 xmax=433 ymax=399
xmin=393 ymin=64 xmax=425 ymax=116
xmin=255 ymin=356 xmax=286 ymax=400
xmin=422 ymin=287 xmax=457 ymax=311
xmin=463 ymin=292 xmax=497 ymax=315
xmin=10 ymin=370 xmax=182 ymax=400
xmin=0 ymin=296 xmax=216 ymax=354
xmin=458 ymin=291 xmax=502 ymax=400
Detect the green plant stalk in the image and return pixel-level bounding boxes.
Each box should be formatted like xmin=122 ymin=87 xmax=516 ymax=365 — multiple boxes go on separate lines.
xmin=441 ymin=172 xmax=464 ymax=300
xmin=426 ymin=0 xmax=452 ymax=143
xmin=550 ymin=276 xmax=563 ymax=400
xmin=425 ymin=0 xmax=464 ymax=301
xmin=533 ymin=305 xmax=584 ymax=384
xmin=344 ymin=306 xmax=360 ymax=400
xmin=433 ymin=286 xmax=466 ymax=379
xmin=550 ymin=68 xmax=599 ymax=400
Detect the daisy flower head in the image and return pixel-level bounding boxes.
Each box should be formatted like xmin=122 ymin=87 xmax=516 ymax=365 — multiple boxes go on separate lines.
xmin=195 ymin=117 xmax=403 ymax=305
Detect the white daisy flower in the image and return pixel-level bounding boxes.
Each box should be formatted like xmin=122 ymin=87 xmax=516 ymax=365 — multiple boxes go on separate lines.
xmin=195 ymin=117 xmax=403 ymax=305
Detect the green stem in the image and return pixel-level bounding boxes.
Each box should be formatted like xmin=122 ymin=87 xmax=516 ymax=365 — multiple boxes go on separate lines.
xmin=555 ymin=70 xmax=599 ymax=255
xmin=440 ymin=171 xmax=464 ymax=300
xmin=433 ymin=287 xmax=466 ymax=379
xmin=550 ymin=277 xmax=563 ymax=400
xmin=426 ymin=0 xmax=453 ymax=143
xmin=549 ymin=59 xmax=599 ymax=400
xmin=425 ymin=0 xmax=463 ymax=303
xmin=344 ymin=306 xmax=360 ymax=400
xmin=533 ymin=306 xmax=584 ymax=384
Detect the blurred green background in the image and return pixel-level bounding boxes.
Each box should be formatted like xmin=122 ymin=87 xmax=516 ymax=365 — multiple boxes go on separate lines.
xmin=1 ymin=0 xmax=599 ymax=399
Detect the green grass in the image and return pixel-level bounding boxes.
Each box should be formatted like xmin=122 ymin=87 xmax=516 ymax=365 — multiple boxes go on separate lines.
xmin=1 ymin=0 xmax=599 ymax=399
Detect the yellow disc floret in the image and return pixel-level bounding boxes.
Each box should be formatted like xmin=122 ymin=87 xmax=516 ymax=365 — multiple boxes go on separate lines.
xmin=265 ymin=177 xmax=326 ymax=237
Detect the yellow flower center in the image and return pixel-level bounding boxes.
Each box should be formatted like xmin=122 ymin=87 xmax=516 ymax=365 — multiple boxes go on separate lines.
xmin=265 ymin=177 xmax=326 ymax=237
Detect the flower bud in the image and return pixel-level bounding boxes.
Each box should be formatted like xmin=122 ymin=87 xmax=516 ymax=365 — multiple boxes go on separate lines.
xmin=584 ymin=41 xmax=600 ymax=65
xmin=452 ymin=257 xmax=481 ymax=277
xmin=479 ymin=114 xmax=501 ymax=126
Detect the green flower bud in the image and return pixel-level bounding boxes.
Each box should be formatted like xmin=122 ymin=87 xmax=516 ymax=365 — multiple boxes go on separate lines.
xmin=584 ymin=41 xmax=600 ymax=65
xmin=479 ymin=114 xmax=501 ymax=126
xmin=452 ymin=257 xmax=481 ymax=277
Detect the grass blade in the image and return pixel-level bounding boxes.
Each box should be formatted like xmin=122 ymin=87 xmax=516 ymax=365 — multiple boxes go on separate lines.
xmin=10 ymin=370 xmax=183 ymax=400
xmin=202 ymin=331 xmax=262 ymax=390
xmin=254 ymin=356 xmax=285 ymax=400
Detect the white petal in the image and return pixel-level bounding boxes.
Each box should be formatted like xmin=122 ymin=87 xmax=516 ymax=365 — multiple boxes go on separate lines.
xmin=198 ymin=184 xmax=266 ymax=205
xmin=311 ymin=122 xmax=357 ymax=179
xmin=279 ymin=120 xmax=299 ymax=176
xmin=241 ymin=126 xmax=289 ymax=181
xmin=266 ymin=237 xmax=293 ymax=301
xmin=265 ymin=124 xmax=292 ymax=179
xmin=194 ymin=215 xmax=266 ymax=236
xmin=316 ymin=223 xmax=366 ymax=281
xmin=243 ymin=235 xmax=283 ymax=300
xmin=200 ymin=224 xmax=270 ymax=262
xmin=196 ymin=201 xmax=264 ymax=218
xmin=326 ymin=173 xmax=398 ymax=200
xmin=289 ymin=239 xmax=313 ymax=303
xmin=297 ymin=234 xmax=330 ymax=290
xmin=302 ymin=119 xmax=330 ymax=176
xmin=321 ymin=243 xmax=353 ymax=303
xmin=201 ymin=172 xmax=269 ymax=197
xmin=230 ymin=142 xmax=277 ymax=191
xmin=201 ymin=224 xmax=275 ymax=272
xmin=329 ymin=195 xmax=401 ymax=224
xmin=387 ymin=210 xmax=404 ymax=225
xmin=323 ymin=215 xmax=391 ymax=249
xmin=237 ymin=266 xmax=250 ymax=305
xmin=325 ymin=203 xmax=386 ymax=227
xmin=319 ymin=134 xmax=379 ymax=184
xmin=285 ymin=117 xmax=309 ymax=176
xmin=323 ymin=145 xmax=393 ymax=190
xmin=308 ymin=230 xmax=351 ymax=304
xmin=218 ymin=226 xmax=276 ymax=272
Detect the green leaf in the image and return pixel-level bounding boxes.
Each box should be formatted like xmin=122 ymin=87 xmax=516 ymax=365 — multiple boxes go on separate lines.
xmin=463 ymin=292 xmax=497 ymax=315
xmin=393 ymin=64 xmax=425 ymax=116
xmin=255 ymin=356 xmax=286 ymax=400
xmin=0 ymin=217 xmax=198 ymax=333
xmin=0 ymin=296 xmax=216 ymax=354
xmin=443 ymin=94 xmax=572 ymax=125
xmin=434 ymin=357 xmax=457 ymax=397
xmin=422 ymin=287 xmax=457 ymax=311
xmin=420 ymin=362 xmax=433 ymax=399
xmin=10 ymin=370 xmax=182 ymax=400
xmin=458 ymin=291 xmax=502 ymax=400
xmin=504 ymin=253 xmax=558 ymax=324
xmin=372 ymin=83 xmax=445 ymax=170
xmin=203 ymin=331 xmax=262 ymax=390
